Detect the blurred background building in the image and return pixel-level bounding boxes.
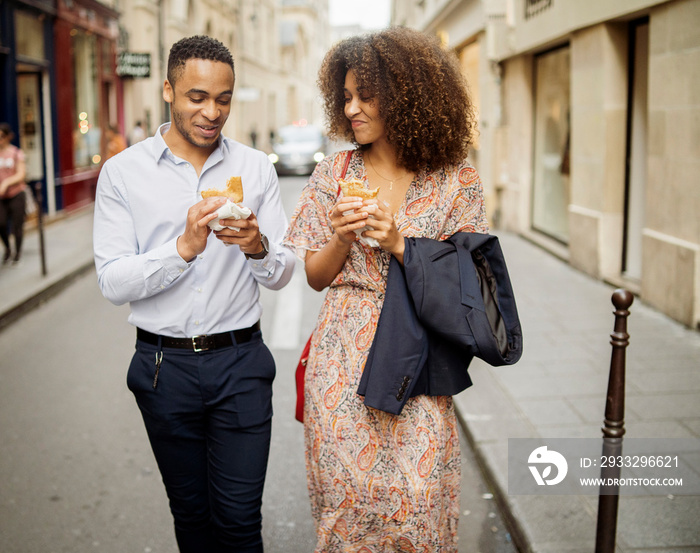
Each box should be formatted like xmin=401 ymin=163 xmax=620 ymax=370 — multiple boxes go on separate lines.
xmin=0 ymin=0 xmax=328 ymax=213
xmin=394 ymin=0 xmax=700 ymax=330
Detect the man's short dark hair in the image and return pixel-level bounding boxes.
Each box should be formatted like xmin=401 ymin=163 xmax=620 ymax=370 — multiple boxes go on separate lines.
xmin=167 ymin=35 xmax=235 ymax=85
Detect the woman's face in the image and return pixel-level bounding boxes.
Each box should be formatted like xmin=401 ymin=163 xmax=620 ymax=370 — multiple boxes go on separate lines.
xmin=344 ymin=70 xmax=385 ymax=146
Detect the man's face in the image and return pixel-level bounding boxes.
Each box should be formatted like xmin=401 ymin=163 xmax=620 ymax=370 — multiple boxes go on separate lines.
xmin=163 ymin=59 xmax=234 ymax=151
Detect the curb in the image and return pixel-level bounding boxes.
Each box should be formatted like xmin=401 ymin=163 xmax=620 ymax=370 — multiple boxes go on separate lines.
xmin=0 ymin=261 xmax=94 ymax=334
xmin=454 ymin=407 xmax=531 ymax=553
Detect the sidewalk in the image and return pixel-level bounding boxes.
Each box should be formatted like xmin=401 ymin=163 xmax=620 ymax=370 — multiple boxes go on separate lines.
xmin=2 ymin=209 xmax=699 ymax=552
xmin=454 ymin=233 xmax=700 ymax=553
xmin=0 ymin=207 xmax=95 ymax=332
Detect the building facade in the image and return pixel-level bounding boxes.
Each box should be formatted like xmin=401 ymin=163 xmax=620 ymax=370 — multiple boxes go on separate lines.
xmin=117 ymin=0 xmax=329 ymax=156
xmin=394 ymin=0 xmax=700 ymax=329
xmin=1 ymin=0 xmax=55 ymax=211
xmin=0 ymin=0 xmax=329 ymax=215
xmin=1 ymin=0 xmax=120 ymax=214
xmin=55 ymin=0 xmax=121 ymax=211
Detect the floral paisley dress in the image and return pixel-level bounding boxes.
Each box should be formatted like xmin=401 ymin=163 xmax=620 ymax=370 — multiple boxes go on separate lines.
xmin=284 ymin=150 xmax=488 ymax=552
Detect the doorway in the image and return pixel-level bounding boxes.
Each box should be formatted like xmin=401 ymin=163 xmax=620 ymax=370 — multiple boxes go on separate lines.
xmin=622 ymin=19 xmax=649 ymax=281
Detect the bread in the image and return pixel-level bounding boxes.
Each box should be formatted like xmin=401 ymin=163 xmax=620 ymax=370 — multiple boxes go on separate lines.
xmin=201 ymin=176 xmax=244 ymax=203
xmin=339 ymin=179 xmax=379 ymax=200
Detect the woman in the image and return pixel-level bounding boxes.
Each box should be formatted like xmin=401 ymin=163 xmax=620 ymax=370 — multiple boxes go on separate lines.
xmin=0 ymin=123 xmax=28 ymax=266
xmin=284 ymin=27 xmax=488 ymax=551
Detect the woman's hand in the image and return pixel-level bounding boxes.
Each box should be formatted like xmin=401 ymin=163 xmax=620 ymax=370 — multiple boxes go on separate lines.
xmin=304 ymin=195 xmax=368 ymax=291
xmin=330 ymin=196 xmax=368 ymax=245
xmin=362 ymin=200 xmax=405 ymax=262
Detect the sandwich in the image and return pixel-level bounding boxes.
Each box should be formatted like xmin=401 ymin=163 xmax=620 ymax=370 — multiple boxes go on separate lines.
xmin=339 ymin=179 xmax=379 ymax=200
xmin=201 ymin=176 xmax=244 ymax=203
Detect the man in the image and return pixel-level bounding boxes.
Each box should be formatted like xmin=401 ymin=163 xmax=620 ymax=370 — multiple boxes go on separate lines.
xmin=130 ymin=120 xmax=146 ymax=145
xmin=93 ymin=35 xmax=295 ymax=552
xmin=104 ymin=124 xmax=127 ymax=160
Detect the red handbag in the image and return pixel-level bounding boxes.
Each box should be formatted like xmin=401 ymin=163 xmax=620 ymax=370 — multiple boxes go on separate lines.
xmin=294 ymin=334 xmax=312 ymax=422
xmin=295 ymin=151 xmax=352 ymax=423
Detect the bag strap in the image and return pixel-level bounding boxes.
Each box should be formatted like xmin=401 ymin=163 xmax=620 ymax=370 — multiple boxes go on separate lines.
xmin=337 ymin=150 xmax=352 ymax=195
xmin=340 ymin=150 xmax=352 ymax=179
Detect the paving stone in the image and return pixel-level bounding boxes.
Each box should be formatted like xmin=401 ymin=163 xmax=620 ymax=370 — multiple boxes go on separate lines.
xmin=518 ymin=398 xmax=585 ymax=427
xmin=616 ymin=495 xmax=700 ymax=548
xmin=626 ymin=394 xmax=700 ymax=420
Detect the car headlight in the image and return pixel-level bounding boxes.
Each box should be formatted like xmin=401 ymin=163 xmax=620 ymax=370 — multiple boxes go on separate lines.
xmin=268 ymin=153 xmax=279 ymax=164
xmin=313 ymin=151 xmax=325 ymax=163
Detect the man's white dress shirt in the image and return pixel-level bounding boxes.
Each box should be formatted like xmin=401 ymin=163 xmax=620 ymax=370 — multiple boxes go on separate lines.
xmin=93 ymin=123 xmax=295 ymax=337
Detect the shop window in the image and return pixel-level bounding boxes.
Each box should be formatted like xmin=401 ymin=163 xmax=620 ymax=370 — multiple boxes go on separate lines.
xmin=531 ymin=45 xmax=570 ymax=243
xmin=15 ymin=11 xmax=45 ymax=61
xmin=71 ymin=30 xmax=101 ymax=169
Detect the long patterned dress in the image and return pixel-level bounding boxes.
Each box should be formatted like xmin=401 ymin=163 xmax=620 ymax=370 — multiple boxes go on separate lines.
xmin=284 ymin=150 xmax=488 ymax=552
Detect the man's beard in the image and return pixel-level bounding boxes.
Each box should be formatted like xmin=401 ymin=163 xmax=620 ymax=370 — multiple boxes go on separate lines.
xmin=171 ymin=108 xmax=219 ymax=149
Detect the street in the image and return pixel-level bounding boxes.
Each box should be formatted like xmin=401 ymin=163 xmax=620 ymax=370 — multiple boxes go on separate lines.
xmin=0 ymin=175 xmax=516 ymax=552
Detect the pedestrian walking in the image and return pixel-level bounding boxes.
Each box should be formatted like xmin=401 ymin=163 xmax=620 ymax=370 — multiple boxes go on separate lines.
xmin=249 ymin=126 xmax=258 ymax=149
xmin=104 ymin=124 xmax=127 ymax=160
xmin=283 ymin=27 xmax=488 ymax=551
xmin=93 ymin=35 xmax=295 ymax=553
xmin=0 ymin=122 xmax=28 ymax=266
xmin=130 ymin=120 xmax=147 ymax=145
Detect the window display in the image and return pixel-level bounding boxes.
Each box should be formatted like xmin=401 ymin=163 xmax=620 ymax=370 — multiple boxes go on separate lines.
xmin=71 ymin=30 xmax=101 ymax=169
xmin=532 ymin=46 xmax=570 ymax=243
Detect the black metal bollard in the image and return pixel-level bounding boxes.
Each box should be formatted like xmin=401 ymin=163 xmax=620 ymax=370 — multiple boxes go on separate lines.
xmin=595 ymin=289 xmax=633 ymax=553
xmin=33 ymin=181 xmax=47 ymax=277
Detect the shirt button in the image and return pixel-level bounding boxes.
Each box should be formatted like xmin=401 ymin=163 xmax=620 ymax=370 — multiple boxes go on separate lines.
xmin=179 ymin=268 xmax=184 ymax=273
xmin=197 ymin=288 xmax=202 ymax=293
xmin=195 ymin=320 xmax=200 ymax=325
xmin=199 ymin=255 xmax=204 ymax=260
xmin=160 ymin=285 xmax=165 ymax=289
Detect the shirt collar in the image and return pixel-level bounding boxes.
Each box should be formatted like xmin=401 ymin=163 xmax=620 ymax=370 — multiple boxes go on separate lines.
xmin=151 ymin=122 xmax=228 ymax=166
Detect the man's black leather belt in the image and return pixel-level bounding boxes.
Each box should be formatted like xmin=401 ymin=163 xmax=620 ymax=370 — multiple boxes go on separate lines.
xmin=137 ymin=321 xmax=260 ymax=352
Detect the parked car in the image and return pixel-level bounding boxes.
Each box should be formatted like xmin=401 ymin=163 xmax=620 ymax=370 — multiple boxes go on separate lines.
xmin=268 ymin=123 xmax=327 ymax=176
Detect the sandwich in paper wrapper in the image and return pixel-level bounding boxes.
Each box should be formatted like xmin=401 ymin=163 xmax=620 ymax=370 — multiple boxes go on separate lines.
xmin=201 ymin=176 xmax=252 ymax=232
xmin=339 ymin=179 xmax=380 ymax=248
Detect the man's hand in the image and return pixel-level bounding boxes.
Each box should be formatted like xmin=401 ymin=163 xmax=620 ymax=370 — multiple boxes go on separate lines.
xmin=213 ymin=211 xmax=264 ymax=255
xmin=176 ymin=197 xmax=227 ymax=262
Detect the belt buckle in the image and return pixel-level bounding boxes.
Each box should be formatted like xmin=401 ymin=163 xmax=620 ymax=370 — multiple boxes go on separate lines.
xmin=192 ymin=335 xmax=210 ymax=352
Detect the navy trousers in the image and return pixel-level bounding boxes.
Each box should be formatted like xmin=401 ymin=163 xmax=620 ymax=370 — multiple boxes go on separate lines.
xmin=128 ymin=329 xmax=275 ymax=553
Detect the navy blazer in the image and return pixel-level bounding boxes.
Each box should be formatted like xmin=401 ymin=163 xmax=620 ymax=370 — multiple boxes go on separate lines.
xmin=357 ymin=233 xmax=523 ymax=415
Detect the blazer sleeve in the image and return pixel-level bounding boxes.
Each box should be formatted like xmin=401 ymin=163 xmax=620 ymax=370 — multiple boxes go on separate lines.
xmin=357 ymin=249 xmax=429 ymax=415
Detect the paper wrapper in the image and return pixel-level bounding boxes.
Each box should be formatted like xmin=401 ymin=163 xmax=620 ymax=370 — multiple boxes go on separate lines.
xmin=342 ymin=210 xmax=380 ymax=248
xmin=208 ymin=200 xmax=252 ymax=231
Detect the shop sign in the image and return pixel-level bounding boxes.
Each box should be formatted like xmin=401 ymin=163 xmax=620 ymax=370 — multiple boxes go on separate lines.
xmin=117 ymin=52 xmax=151 ymax=78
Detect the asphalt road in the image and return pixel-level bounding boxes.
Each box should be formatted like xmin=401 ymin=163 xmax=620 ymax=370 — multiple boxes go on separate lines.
xmin=0 ymin=174 xmax=516 ymax=552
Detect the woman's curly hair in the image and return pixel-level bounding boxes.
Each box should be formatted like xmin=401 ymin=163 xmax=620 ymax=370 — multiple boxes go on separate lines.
xmin=317 ymin=27 xmax=477 ymax=172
